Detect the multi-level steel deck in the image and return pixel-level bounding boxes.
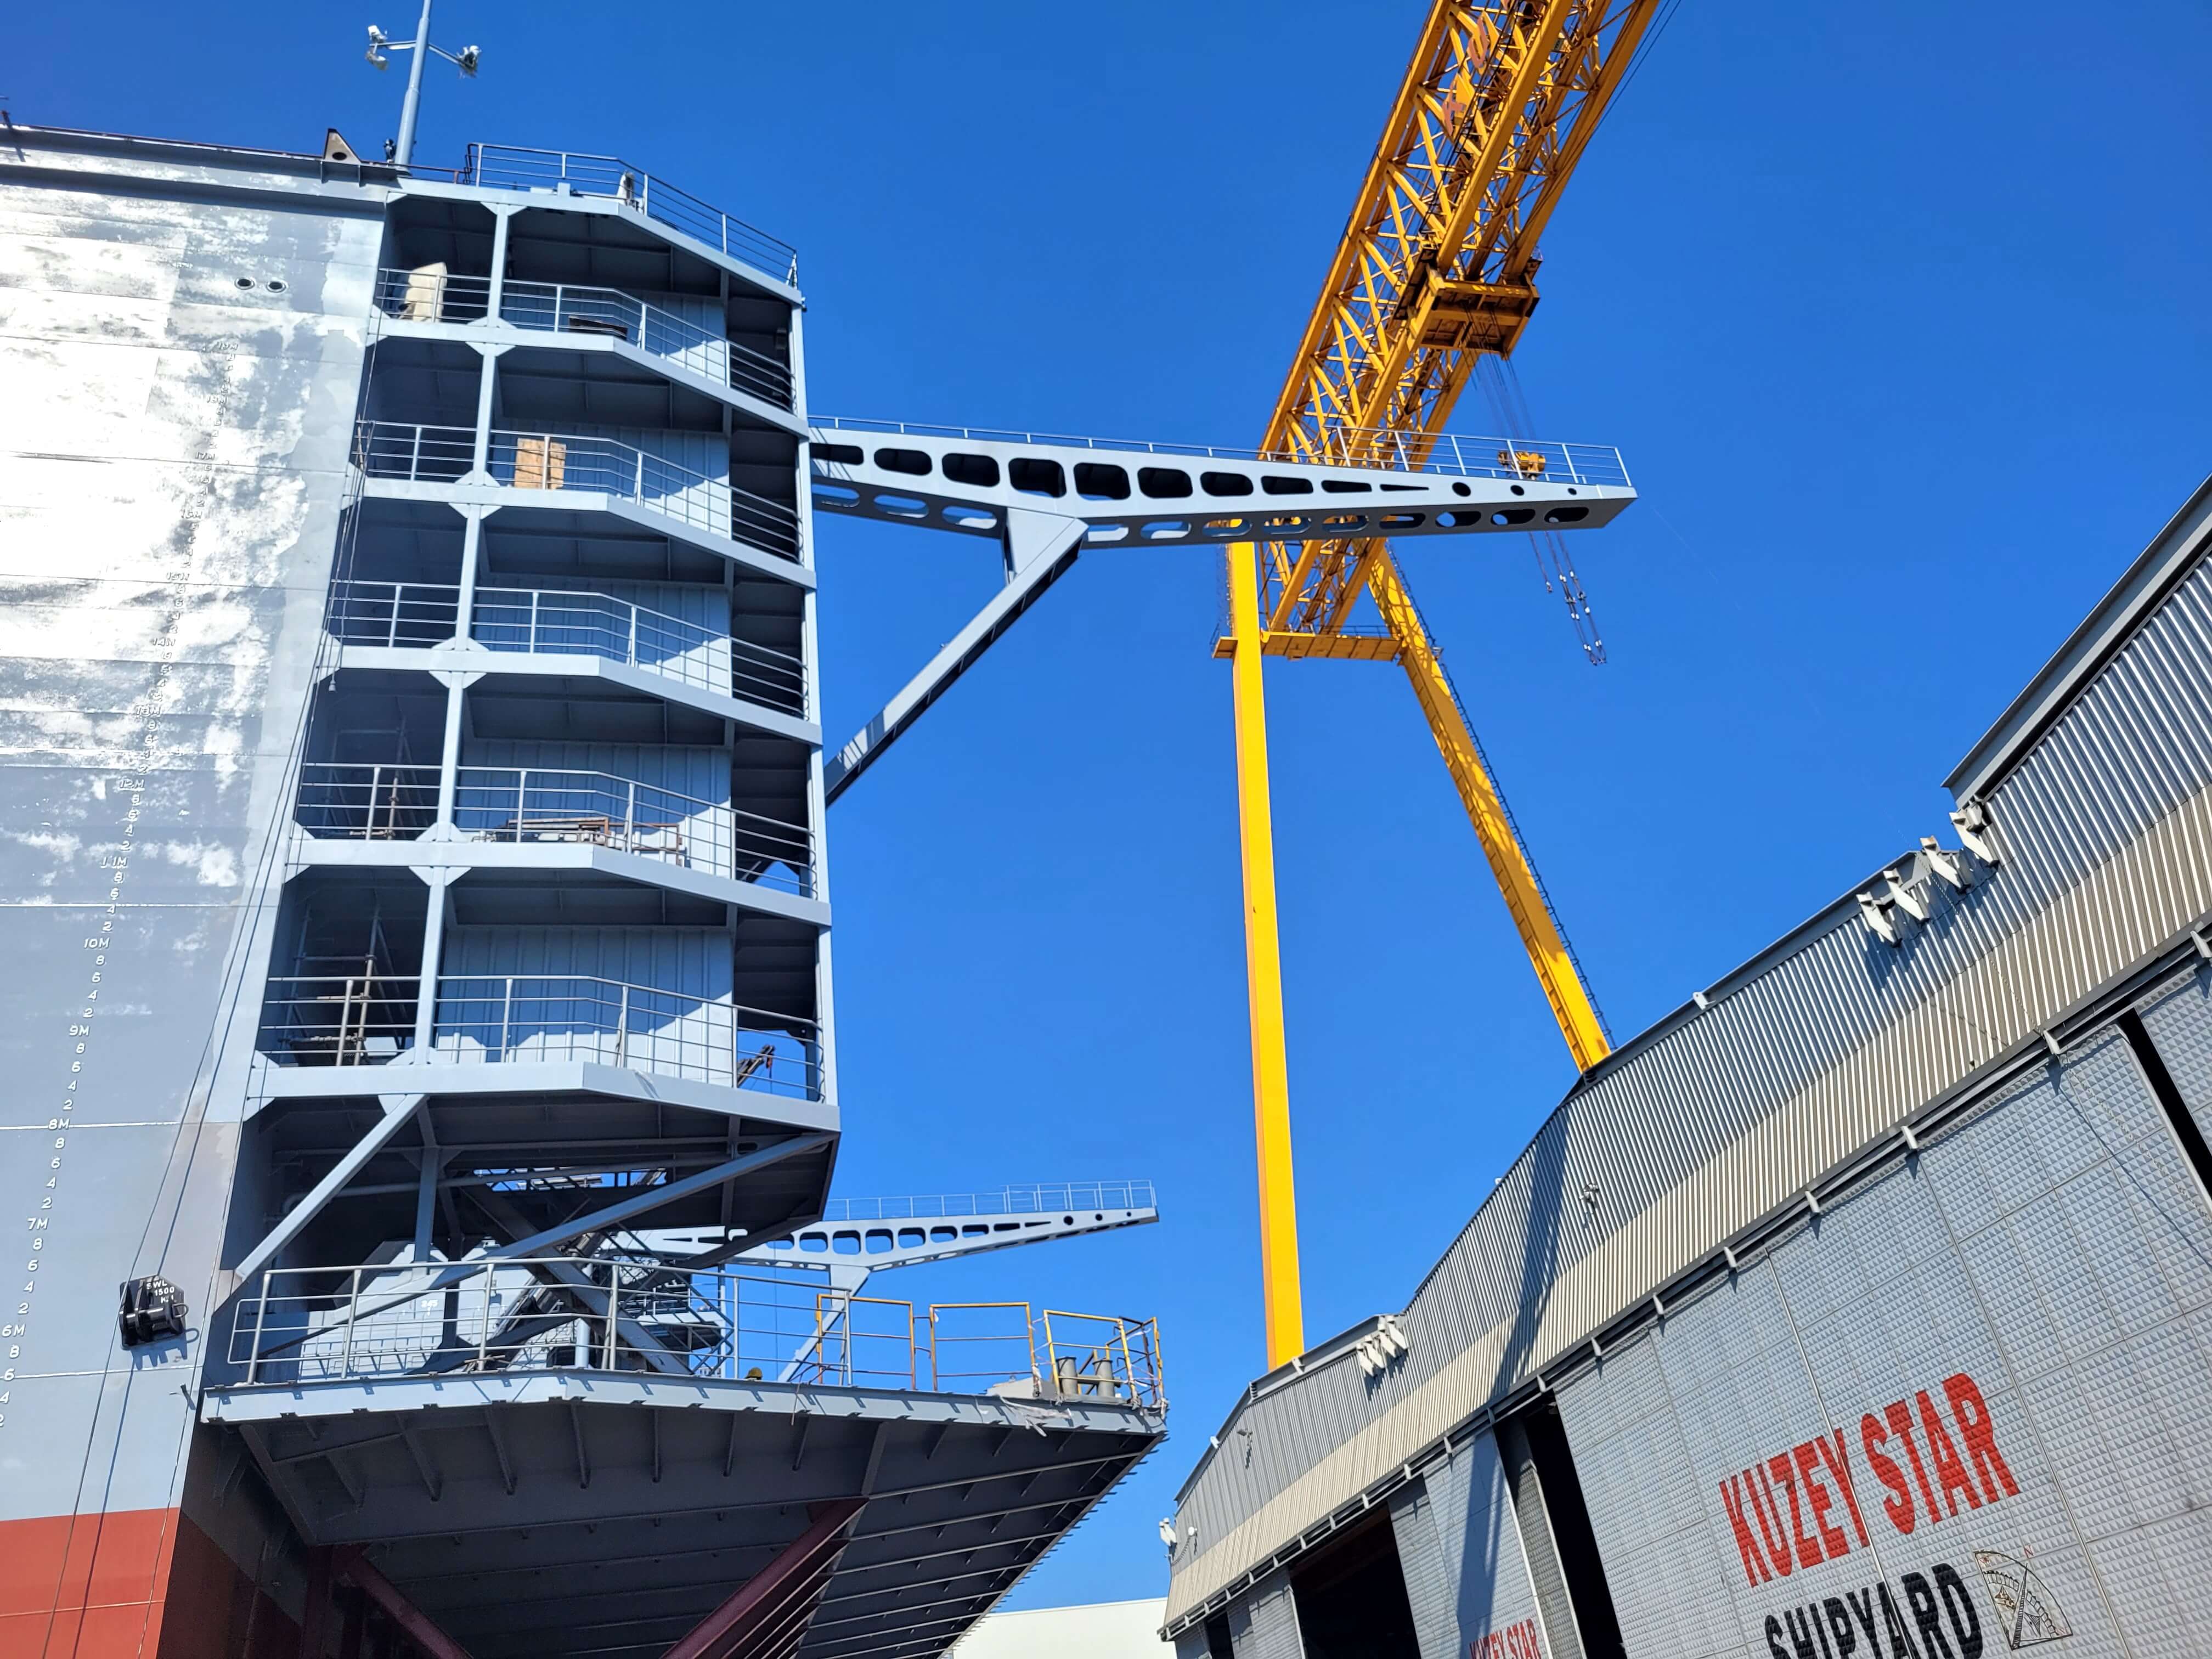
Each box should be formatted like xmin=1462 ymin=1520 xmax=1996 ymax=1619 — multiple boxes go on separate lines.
xmin=0 ymin=119 xmax=1176 ymax=1659
xmin=198 ymin=146 xmax=1177 ymax=1659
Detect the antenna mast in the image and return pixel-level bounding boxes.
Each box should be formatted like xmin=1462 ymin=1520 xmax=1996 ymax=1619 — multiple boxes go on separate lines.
xmin=364 ymin=0 xmax=481 ymax=168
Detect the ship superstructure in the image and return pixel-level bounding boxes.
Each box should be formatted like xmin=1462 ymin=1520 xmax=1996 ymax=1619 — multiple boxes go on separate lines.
xmin=0 ymin=125 xmax=1167 ymax=1659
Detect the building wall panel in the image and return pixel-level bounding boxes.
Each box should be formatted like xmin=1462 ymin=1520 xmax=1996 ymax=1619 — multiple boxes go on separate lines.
xmin=1424 ymin=1433 xmax=1548 ymax=1654
xmin=1388 ymin=1480 xmax=1458 ymax=1659
xmin=439 ymin=924 xmax=733 ymax=996
xmin=1228 ymin=1572 xmax=1301 ymax=1659
xmin=2133 ymin=970 xmax=2212 ymax=1146
xmin=1549 ymin=1015 xmax=2212 ymax=1658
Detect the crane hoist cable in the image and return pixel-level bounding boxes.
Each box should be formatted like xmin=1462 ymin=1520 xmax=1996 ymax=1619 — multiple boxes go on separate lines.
xmin=1476 ymin=354 xmax=1604 ymax=663
xmin=1224 ymin=0 xmax=1665 ymax=1367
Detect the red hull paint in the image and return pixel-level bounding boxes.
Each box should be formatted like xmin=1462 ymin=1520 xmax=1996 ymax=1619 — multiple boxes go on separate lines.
xmin=0 ymin=1510 xmax=296 ymax=1659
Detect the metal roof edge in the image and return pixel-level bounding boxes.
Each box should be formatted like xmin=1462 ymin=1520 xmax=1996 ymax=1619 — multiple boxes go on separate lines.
xmin=0 ymin=120 xmax=367 ymax=177
xmin=1 ymin=121 xmax=402 ymax=216
xmin=1168 ymin=1314 xmax=1384 ymax=1508
xmin=1397 ymin=833 xmax=1954 ymax=1287
xmin=1166 ymin=837 xmax=1941 ymax=1511
xmin=1945 ymin=473 xmax=2212 ymax=804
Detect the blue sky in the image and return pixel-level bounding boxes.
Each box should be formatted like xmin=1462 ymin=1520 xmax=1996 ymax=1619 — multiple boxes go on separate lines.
xmin=17 ymin=0 xmax=2212 ymax=1612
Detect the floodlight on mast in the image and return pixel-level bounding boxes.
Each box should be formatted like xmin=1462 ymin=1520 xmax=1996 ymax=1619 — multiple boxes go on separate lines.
xmin=360 ymin=0 xmax=481 ymax=169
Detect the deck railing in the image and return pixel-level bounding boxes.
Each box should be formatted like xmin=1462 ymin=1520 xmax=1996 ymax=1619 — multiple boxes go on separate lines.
xmin=323 ymin=579 xmax=808 ymax=715
xmin=325 ymin=579 xmax=461 ymax=647
xmin=229 ymin=1256 xmax=1164 ymax=1410
xmin=258 ymin=971 xmax=817 ymax=1096
xmin=459 ymin=144 xmax=800 ymax=283
xmin=371 ymin=268 xmax=794 ymax=408
xmin=454 ymin=764 xmax=812 ymax=894
xmin=289 ymin=764 xmax=811 ymax=890
xmin=473 ymin=585 xmax=809 ymax=713
xmin=294 ymin=763 xmax=442 ymax=840
xmin=259 ymin=970 xmax=419 ymax=1066
xmin=352 ymin=421 xmax=803 ymax=559
xmin=430 ymin=973 xmax=819 ymax=1096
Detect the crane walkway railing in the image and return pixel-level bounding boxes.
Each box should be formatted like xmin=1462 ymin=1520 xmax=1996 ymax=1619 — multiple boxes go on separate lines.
xmin=324 ymin=579 xmax=808 ymax=715
xmin=813 ymin=415 xmax=1630 ymax=488
xmin=457 ymin=144 xmax=800 ymax=284
xmin=371 ymin=268 xmax=794 ymax=409
xmin=352 ymin=421 xmax=803 ymax=560
xmin=228 ymin=1256 xmax=1163 ymax=1411
xmin=820 ymin=1181 xmax=1157 ymax=1222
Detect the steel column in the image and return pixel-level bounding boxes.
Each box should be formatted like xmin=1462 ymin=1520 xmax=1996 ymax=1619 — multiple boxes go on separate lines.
xmin=232 ymin=1094 xmax=426 ymax=1283
xmin=659 ymin=1498 xmax=864 ymax=1659
xmin=334 ymin=1545 xmax=472 ymax=1659
xmin=390 ymin=0 xmax=436 ymax=168
xmin=297 ymin=1545 xmax=334 ymax=1658
xmin=470 ymin=346 xmax=497 ymax=473
xmin=1228 ymin=538 xmax=1303 ymax=1367
xmin=484 ymin=207 xmax=513 ymax=322
xmin=823 ymin=510 xmax=1084 ymax=804
xmin=454 ymin=506 xmax=486 ymax=640
xmin=412 ymin=867 xmax=456 ymax=1051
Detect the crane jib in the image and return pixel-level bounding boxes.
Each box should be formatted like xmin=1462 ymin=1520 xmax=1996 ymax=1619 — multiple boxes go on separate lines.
xmin=1228 ymin=0 xmax=1664 ymax=1365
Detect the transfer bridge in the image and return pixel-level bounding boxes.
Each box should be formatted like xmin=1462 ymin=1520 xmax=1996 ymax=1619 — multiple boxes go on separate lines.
xmin=808 ymin=419 xmax=1637 ymax=799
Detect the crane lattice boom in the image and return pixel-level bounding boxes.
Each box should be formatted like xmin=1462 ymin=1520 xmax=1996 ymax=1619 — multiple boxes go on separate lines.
xmin=1225 ymin=0 xmax=1658 ymax=1364
xmin=1235 ymin=0 xmax=1658 ymax=1076
xmin=1260 ymin=0 xmax=1658 ymax=639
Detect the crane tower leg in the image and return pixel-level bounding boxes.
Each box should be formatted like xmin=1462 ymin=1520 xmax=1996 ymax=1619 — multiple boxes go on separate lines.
xmin=1228 ymin=538 xmax=1306 ymax=1368
xmin=1368 ymin=554 xmax=1613 ymax=1073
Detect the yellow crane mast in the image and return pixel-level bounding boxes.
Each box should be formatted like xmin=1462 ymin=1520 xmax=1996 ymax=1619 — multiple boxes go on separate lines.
xmin=1226 ymin=0 xmax=1663 ymax=1366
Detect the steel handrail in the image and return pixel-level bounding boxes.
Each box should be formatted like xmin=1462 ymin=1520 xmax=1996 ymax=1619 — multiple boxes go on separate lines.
xmin=324 ymin=579 xmax=806 ymax=714
xmin=353 ymin=420 xmax=802 ymax=558
xmin=294 ymin=763 xmax=442 ymax=840
xmin=324 ymin=579 xmax=462 ymax=647
xmin=471 ymin=584 xmax=808 ymax=713
xmin=819 ymin=1181 xmax=1158 ymax=1222
xmin=371 ymin=269 xmax=794 ymax=409
xmin=811 ymin=416 xmax=1631 ymax=487
xmin=430 ymin=973 xmax=820 ymax=1096
xmin=452 ymin=765 xmax=812 ymax=891
xmin=259 ymin=971 xmax=418 ymax=1066
xmin=460 ymin=144 xmax=800 ymax=283
xmin=229 ymin=1257 xmax=1165 ymax=1411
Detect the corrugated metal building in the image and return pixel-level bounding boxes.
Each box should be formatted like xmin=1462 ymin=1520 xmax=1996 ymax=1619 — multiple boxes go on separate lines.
xmin=1165 ymin=479 xmax=2212 ymax=1659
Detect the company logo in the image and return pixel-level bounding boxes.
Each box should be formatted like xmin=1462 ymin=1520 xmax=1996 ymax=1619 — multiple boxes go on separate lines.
xmin=1467 ymin=1617 xmax=1543 ymax=1658
xmin=1971 ymin=1551 xmax=2070 ymax=1650
xmin=1716 ymin=1370 xmax=2020 ymax=1588
xmin=1715 ymin=1368 xmax=2051 ymax=1658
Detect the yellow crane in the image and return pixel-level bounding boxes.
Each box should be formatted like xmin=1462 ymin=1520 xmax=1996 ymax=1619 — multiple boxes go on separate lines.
xmin=1224 ymin=0 xmax=1665 ymax=1366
